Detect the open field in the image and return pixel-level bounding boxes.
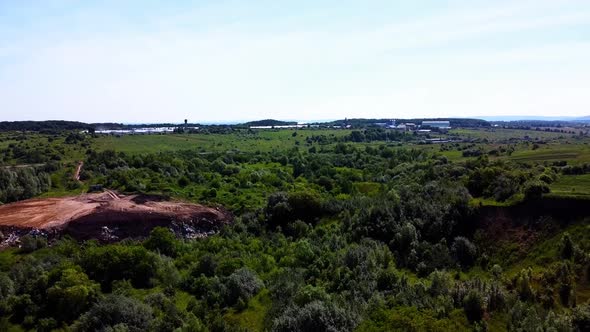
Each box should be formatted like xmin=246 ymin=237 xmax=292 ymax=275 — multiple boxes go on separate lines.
xmin=550 ymin=174 xmax=590 ymax=198
xmin=449 ymin=128 xmax=573 ymax=141
xmin=92 ymin=129 xmax=353 ymax=154
xmin=508 ymin=144 xmax=590 ymax=165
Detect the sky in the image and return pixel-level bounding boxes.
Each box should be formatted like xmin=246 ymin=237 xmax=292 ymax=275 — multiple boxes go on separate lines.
xmin=1 ymin=0 xmax=589 ymax=123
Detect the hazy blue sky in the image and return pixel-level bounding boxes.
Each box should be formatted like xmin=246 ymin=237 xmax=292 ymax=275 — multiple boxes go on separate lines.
xmin=1 ymin=0 xmax=589 ymax=123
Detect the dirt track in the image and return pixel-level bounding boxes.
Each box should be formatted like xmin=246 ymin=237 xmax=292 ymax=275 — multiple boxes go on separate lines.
xmin=0 ymin=192 xmax=232 ymax=242
xmin=73 ymin=161 xmax=83 ymax=181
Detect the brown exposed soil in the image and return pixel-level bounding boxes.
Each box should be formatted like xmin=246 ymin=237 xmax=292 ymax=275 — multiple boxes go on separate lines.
xmin=73 ymin=161 xmax=83 ymax=181
xmin=473 ymin=197 xmax=590 ymax=263
xmin=0 ymin=192 xmax=232 ymax=245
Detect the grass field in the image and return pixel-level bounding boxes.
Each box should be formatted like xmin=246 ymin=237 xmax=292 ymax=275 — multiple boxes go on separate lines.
xmin=508 ymin=144 xmax=590 ymax=165
xmin=449 ymin=128 xmax=571 ymax=141
xmin=92 ymin=129 xmax=352 ymax=154
xmin=550 ymin=174 xmax=590 ymax=198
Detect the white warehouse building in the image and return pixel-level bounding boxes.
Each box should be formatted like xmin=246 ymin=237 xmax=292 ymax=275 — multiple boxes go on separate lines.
xmin=421 ymin=121 xmax=451 ymax=129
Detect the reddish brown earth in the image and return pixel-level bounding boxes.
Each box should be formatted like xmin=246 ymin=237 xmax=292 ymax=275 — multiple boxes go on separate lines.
xmin=0 ymin=192 xmax=232 ymax=245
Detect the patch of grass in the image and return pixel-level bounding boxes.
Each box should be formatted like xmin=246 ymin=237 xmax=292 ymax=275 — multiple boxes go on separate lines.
xmin=355 ymin=307 xmax=470 ymax=332
xmin=450 ymin=128 xmax=568 ymax=141
xmin=354 ymin=182 xmax=381 ymax=196
xmin=224 ymin=289 xmax=271 ymax=331
xmin=0 ymin=249 xmax=19 ymax=271
xmin=469 ymin=194 xmax=524 ymax=207
xmin=174 ymin=290 xmax=194 ymax=311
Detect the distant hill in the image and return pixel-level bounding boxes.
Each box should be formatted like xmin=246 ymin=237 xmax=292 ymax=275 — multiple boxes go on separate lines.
xmin=92 ymin=122 xmax=192 ymax=129
xmin=480 ymin=115 xmax=590 ymax=122
xmin=0 ymin=120 xmax=92 ymax=132
xmin=241 ymin=119 xmax=297 ymax=127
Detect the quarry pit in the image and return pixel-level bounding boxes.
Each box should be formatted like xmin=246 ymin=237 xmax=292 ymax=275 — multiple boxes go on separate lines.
xmin=0 ymin=191 xmax=232 ymax=246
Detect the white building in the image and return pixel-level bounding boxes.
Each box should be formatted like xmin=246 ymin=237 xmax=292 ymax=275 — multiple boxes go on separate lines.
xmin=421 ymin=121 xmax=451 ymax=129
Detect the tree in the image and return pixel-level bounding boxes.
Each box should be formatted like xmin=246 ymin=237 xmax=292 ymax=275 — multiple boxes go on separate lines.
xmin=46 ymin=268 xmax=100 ymax=322
xmin=523 ymin=180 xmax=549 ymax=200
xmin=451 ymin=237 xmax=477 ymax=269
xmin=81 ymin=245 xmax=158 ymax=290
xmin=144 ymin=227 xmax=178 ymax=257
xmin=224 ymin=268 xmax=263 ymax=307
xmin=19 ymin=235 xmax=47 ymax=253
xmin=560 ymin=233 xmax=574 ymax=260
xmin=74 ymin=295 xmax=153 ymax=332
xmin=463 ymin=290 xmax=485 ymax=322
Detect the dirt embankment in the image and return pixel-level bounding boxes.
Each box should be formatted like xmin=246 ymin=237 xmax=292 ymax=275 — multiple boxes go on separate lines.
xmin=473 ymin=197 xmax=590 ymax=261
xmin=0 ymin=192 xmax=232 ymax=246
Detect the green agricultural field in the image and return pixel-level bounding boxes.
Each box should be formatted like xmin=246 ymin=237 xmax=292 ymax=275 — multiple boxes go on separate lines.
xmin=449 ymin=128 xmax=571 ymax=141
xmin=508 ymin=144 xmax=590 ymax=165
xmin=550 ymin=174 xmax=590 ymax=198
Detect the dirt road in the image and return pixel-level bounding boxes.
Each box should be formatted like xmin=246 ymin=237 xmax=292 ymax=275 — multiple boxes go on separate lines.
xmin=73 ymin=161 xmax=83 ymax=181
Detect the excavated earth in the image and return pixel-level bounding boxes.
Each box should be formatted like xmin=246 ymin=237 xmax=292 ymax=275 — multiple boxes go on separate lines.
xmin=0 ymin=192 xmax=232 ymax=246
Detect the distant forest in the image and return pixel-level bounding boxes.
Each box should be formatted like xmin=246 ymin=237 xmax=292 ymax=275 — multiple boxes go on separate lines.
xmin=241 ymin=119 xmax=298 ymax=127
xmin=0 ymin=121 xmax=92 ymax=132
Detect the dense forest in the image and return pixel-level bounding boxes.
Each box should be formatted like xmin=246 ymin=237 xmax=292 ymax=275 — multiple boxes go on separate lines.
xmin=0 ymin=126 xmax=589 ymax=331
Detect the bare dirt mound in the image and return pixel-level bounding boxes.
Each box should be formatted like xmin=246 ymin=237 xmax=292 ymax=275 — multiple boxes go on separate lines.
xmin=0 ymin=192 xmax=232 ymax=244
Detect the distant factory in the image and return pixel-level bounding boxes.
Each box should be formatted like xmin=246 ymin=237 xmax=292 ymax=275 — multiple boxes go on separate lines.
xmin=421 ymin=121 xmax=451 ymax=129
xmin=377 ymin=120 xmax=451 ymax=132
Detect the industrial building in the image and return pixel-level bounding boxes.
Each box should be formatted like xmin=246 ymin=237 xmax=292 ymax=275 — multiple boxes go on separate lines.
xmin=421 ymin=121 xmax=451 ymax=129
